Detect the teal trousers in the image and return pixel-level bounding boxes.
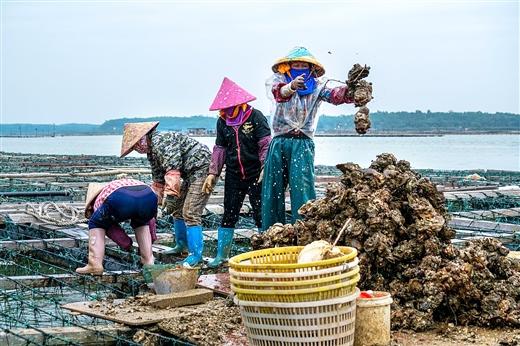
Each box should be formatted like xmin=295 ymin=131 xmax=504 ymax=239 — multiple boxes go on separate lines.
xmin=261 ymin=136 xmax=316 ymax=232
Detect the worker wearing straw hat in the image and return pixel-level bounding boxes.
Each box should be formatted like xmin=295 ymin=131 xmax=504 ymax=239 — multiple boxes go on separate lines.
xmin=121 ymin=122 xmax=212 ymax=267
xmin=203 ymin=77 xmax=271 ymax=268
xmin=76 ymin=179 xmax=157 ymax=275
xmin=262 ymin=47 xmax=355 ymax=231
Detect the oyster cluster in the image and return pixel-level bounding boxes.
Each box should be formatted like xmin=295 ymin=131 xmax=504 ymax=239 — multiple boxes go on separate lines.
xmin=252 ymin=153 xmax=520 ymax=330
xmin=346 ymin=64 xmax=374 ymax=134
xmin=354 ymin=106 xmax=371 ymax=134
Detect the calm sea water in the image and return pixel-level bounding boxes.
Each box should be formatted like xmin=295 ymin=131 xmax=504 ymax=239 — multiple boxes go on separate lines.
xmin=1 ymin=134 xmax=519 ymax=171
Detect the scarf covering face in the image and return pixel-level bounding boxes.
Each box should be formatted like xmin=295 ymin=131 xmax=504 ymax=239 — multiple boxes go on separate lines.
xmin=133 ymin=135 xmax=150 ymax=154
xmin=285 ymin=67 xmax=317 ymax=96
xmin=219 ymin=104 xmax=253 ymax=126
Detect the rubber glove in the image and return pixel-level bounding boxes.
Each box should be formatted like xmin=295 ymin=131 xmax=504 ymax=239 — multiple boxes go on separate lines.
xmin=202 ymin=174 xmax=217 ymax=194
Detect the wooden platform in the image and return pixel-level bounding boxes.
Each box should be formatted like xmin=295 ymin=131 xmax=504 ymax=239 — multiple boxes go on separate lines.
xmin=0 ymin=325 xmax=133 ymax=346
xmin=63 ymin=300 xmax=181 ymax=326
xmin=0 ymin=270 xmax=141 ymax=290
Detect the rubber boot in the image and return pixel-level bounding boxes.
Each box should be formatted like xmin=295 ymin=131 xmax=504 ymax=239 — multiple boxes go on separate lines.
xmin=76 ymin=228 xmax=105 ymax=275
xmin=207 ymin=227 xmax=234 ymax=268
xmin=183 ymin=225 xmax=204 ymax=267
xmin=135 ymin=225 xmax=154 ymax=265
xmin=163 ymin=219 xmax=187 ymax=255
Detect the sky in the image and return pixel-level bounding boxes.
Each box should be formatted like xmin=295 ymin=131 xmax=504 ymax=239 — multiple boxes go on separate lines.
xmin=0 ymin=0 xmax=519 ymax=124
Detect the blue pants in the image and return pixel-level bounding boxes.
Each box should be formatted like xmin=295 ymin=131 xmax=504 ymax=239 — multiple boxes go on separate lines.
xmin=261 ymin=135 xmax=316 ymax=231
xmin=89 ymin=185 xmax=157 ymax=230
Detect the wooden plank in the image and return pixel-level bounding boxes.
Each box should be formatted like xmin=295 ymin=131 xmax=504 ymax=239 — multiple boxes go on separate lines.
xmin=63 ymin=300 xmax=178 ymax=326
xmin=453 ymin=207 xmax=520 ymax=220
xmin=147 ymin=288 xmax=213 ymax=309
xmin=449 ymin=217 xmax=520 ymax=233
xmin=0 ymin=270 xmax=141 ymax=290
xmin=0 ymin=238 xmax=78 ymax=250
xmin=203 ymin=228 xmax=256 ymax=240
xmin=0 ymin=325 xmax=133 ymax=346
xmin=0 ymin=233 xmax=174 ymax=251
xmin=197 ymin=273 xmax=231 ymax=297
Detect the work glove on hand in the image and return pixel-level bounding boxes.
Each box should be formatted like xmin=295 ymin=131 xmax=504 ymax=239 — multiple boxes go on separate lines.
xmin=164 ymin=170 xmax=181 ymax=197
xmin=290 ymin=74 xmax=306 ymax=91
xmin=202 ymin=174 xmax=217 ymax=194
xmin=162 ymin=195 xmax=180 ymax=216
xmin=257 ymin=169 xmax=264 ymax=184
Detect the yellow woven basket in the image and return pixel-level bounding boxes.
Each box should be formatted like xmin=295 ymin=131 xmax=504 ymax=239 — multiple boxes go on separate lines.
xmin=230 ymin=265 xmax=360 ymax=291
xmin=229 ymin=246 xmax=359 ymax=303
xmin=232 ymin=274 xmax=360 ymax=303
xmin=229 ymin=246 xmax=357 ymax=273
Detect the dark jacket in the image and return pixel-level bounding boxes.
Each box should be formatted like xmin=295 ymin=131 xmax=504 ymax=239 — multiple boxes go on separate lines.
xmin=215 ymin=109 xmax=271 ymax=179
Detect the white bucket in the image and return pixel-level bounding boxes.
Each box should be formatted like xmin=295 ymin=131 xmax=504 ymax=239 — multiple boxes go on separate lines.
xmin=354 ymin=291 xmax=392 ymax=346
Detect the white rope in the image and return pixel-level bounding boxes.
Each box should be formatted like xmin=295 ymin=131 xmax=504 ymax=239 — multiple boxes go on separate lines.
xmin=25 ymin=202 xmax=87 ymax=226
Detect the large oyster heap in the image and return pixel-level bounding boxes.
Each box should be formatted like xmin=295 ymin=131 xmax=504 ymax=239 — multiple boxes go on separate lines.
xmin=251 ymin=153 xmax=520 ymax=331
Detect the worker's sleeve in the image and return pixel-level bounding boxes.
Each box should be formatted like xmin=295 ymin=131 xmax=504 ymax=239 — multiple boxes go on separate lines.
xmin=164 ymin=170 xmax=181 ymax=197
xmin=105 ymin=225 xmax=133 ymax=250
xmin=149 ymin=156 xmax=166 ymax=185
xmin=209 ymin=145 xmax=226 ymax=176
xmin=258 ymin=136 xmax=272 ymax=166
xmin=319 ymin=86 xmax=354 ymax=105
xmin=148 ymin=218 xmax=157 ymax=243
xmin=272 ymin=82 xmax=295 ymax=103
xmin=252 ymin=110 xmax=272 ymax=166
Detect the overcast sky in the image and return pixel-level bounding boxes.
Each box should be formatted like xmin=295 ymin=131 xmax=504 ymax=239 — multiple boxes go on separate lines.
xmin=1 ymin=0 xmax=518 ymax=124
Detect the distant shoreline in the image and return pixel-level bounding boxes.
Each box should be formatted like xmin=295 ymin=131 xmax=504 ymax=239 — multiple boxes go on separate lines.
xmin=2 ymin=131 xmax=519 ymax=138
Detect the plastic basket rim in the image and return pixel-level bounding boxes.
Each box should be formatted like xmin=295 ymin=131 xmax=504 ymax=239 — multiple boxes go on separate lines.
xmin=229 ymin=257 xmax=360 ymax=279
xmin=234 ymin=288 xmax=360 ymax=308
xmin=230 ymin=266 xmax=360 ymax=287
xmin=231 ymin=274 xmax=360 ymax=296
xmin=229 ymin=246 xmax=358 ymax=270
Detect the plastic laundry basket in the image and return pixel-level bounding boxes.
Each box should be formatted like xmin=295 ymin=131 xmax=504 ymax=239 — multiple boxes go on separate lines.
xmin=235 ymin=288 xmax=360 ymax=346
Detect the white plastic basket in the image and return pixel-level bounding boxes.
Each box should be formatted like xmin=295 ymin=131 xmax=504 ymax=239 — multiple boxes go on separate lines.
xmin=235 ymin=288 xmax=360 ymax=346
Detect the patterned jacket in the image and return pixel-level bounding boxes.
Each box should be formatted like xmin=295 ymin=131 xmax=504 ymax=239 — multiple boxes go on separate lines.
xmin=147 ymin=131 xmax=211 ymax=184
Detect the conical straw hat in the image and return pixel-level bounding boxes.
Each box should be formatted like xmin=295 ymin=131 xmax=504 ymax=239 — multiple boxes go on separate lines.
xmin=209 ymin=77 xmax=256 ymax=111
xmin=120 ymin=121 xmax=159 ymax=157
xmin=84 ymin=182 xmax=107 ymax=217
xmin=271 ymin=46 xmax=325 ymax=77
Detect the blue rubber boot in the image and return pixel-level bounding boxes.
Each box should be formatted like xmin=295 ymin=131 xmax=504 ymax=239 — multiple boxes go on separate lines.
xmin=163 ymin=219 xmax=187 ymax=255
xmin=207 ymin=227 xmax=234 ymax=268
xmin=183 ymin=225 xmax=204 ymax=267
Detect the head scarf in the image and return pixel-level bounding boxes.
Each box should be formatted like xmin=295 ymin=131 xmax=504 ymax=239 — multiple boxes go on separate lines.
xmin=219 ymin=103 xmax=253 ymax=127
xmin=133 ymin=135 xmax=150 ymax=154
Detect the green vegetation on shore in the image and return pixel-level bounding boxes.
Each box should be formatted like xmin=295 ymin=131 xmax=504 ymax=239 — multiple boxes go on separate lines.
xmin=2 ymin=111 xmax=519 ymax=136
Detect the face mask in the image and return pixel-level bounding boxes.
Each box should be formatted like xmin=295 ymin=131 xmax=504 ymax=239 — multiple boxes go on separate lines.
xmin=286 ymin=67 xmax=317 ymax=96
xmin=133 ymin=136 xmax=149 ymax=154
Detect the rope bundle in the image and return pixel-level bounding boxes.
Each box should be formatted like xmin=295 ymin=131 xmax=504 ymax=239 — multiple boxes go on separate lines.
xmin=25 ymin=202 xmax=87 ymax=226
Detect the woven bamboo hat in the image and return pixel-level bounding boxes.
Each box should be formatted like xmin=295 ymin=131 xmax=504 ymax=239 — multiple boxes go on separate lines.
xmin=120 ymin=121 xmax=159 ymax=157
xmin=84 ymin=182 xmax=107 ymax=218
xmin=271 ymin=46 xmax=325 ymax=77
